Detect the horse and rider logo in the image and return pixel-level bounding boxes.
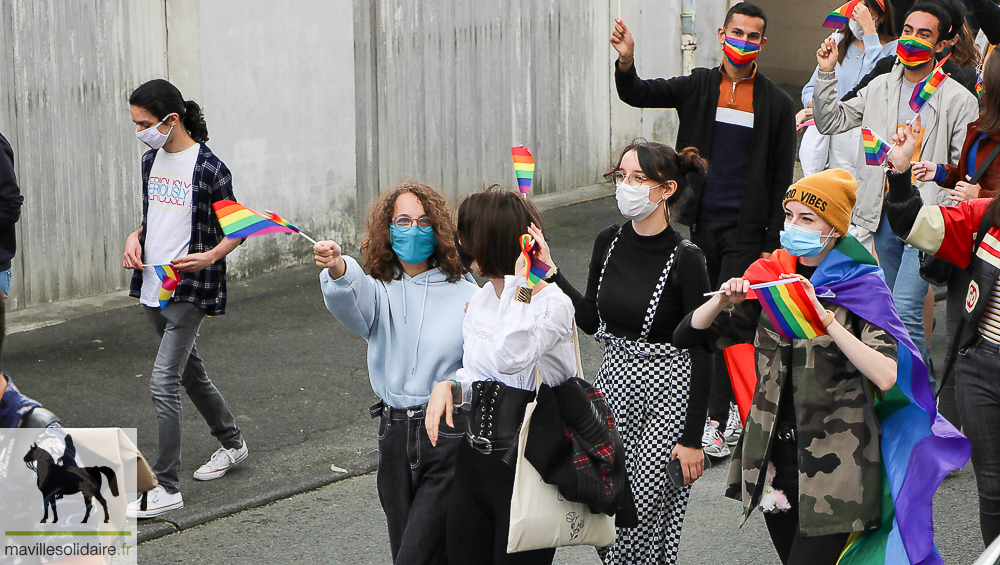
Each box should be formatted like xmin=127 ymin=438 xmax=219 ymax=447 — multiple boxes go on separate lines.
xmin=22 ymin=434 xmax=119 ymax=524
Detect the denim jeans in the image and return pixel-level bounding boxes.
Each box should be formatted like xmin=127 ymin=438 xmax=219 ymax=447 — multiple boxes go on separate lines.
xmin=0 ymin=267 xmax=12 ymax=298
xmin=376 ymin=402 xmax=464 ymax=565
xmin=872 ymin=209 xmax=929 ymax=361
xmin=144 ymin=302 xmax=242 ymax=494
xmin=955 ymin=337 xmax=1000 ymax=546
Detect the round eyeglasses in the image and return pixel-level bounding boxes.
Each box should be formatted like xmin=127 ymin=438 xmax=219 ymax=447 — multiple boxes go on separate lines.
xmin=611 ymin=171 xmax=654 ymax=187
xmin=391 ymin=216 xmax=433 ymax=230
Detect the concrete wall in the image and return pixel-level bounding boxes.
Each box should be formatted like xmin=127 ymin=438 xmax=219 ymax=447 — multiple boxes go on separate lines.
xmin=0 ymin=0 xmax=167 ymax=309
xmin=754 ymin=0 xmax=843 ymax=88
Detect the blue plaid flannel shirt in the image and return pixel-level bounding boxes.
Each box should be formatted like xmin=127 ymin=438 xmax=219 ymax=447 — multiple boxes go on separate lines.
xmin=129 ymin=144 xmax=235 ymax=315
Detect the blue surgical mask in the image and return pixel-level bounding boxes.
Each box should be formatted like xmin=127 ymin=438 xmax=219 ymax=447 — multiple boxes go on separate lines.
xmin=779 ymin=222 xmax=836 ymax=257
xmin=390 ymin=224 xmax=437 ymax=264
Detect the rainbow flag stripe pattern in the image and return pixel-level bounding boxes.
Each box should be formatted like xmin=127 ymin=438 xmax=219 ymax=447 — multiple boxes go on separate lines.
xmin=897 ymin=36 xmax=936 ymax=69
xmin=743 ymin=238 xmax=970 ymax=565
xmin=976 ymin=73 xmax=984 ymax=99
xmin=212 ymin=200 xmax=300 ymax=239
xmin=823 ymin=0 xmax=861 ymax=29
xmin=154 ymin=265 xmax=180 ymax=309
xmin=512 ymin=146 xmax=535 ymax=195
xmin=752 ymin=279 xmax=827 ymax=339
xmin=909 ymin=55 xmax=950 ymax=112
xmin=862 ymin=127 xmax=892 ymax=166
xmin=519 ymin=235 xmax=551 ymax=287
xmin=722 ymin=36 xmax=760 ymax=68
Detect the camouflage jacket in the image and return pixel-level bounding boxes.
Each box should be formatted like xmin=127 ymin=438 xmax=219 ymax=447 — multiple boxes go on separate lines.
xmin=711 ymin=299 xmax=897 ymax=536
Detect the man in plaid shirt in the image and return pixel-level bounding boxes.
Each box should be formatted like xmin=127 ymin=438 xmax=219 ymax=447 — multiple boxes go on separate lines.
xmin=122 ymin=80 xmax=248 ymax=519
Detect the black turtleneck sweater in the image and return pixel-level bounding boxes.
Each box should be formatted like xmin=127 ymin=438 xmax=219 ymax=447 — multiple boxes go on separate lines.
xmin=550 ymin=222 xmax=713 ymax=448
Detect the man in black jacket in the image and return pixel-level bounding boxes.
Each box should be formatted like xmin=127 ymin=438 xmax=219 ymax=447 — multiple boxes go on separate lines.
xmin=611 ymin=2 xmax=795 ymax=444
xmin=0 ymin=132 xmax=23 ymax=298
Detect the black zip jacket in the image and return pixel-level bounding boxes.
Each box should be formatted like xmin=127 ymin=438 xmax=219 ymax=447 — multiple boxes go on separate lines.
xmin=0 ymin=133 xmax=23 ymax=273
xmin=614 ymin=60 xmax=796 ymax=251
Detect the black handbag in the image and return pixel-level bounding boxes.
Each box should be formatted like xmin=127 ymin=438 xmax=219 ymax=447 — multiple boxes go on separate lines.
xmin=918 ymin=140 xmax=1000 ymax=286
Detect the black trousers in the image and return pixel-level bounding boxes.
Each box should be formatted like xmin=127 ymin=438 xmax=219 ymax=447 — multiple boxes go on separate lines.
xmin=762 ymin=438 xmax=851 ymax=565
xmin=691 ymin=220 xmax=764 ymax=425
xmin=446 ymin=440 xmax=556 ymax=565
xmin=377 ymin=404 xmax=464 ymax=565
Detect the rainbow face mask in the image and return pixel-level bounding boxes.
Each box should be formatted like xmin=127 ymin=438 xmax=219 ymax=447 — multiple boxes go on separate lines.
xmin=896 ymin=35 xmax=935 ymax=69
xmin=722 ymin=36 xmax=760 ymax=68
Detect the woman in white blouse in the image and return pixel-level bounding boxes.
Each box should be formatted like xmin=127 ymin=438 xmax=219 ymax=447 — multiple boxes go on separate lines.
xmin=425 ymin=186 xmax=575 ymax=565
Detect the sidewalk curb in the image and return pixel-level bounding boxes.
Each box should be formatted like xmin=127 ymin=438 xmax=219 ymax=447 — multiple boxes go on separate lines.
xmin=137 ymin=450 xmax=379 ymax=544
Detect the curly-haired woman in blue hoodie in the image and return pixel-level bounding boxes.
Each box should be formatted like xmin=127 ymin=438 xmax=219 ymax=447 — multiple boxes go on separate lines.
xmin=315 ymin=182 xmax=479 ymax=565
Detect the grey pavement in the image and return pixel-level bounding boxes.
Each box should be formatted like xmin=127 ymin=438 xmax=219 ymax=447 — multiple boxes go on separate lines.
xmin=5 ymin=192 xmax=985 ymax=563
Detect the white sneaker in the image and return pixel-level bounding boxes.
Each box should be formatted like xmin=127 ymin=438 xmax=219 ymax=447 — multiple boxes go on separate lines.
xmin=193 ymin=441 xmax=249 ymax=481
xmin=126 ymin=486 xmax=183 ymax=519
xmin=702 ymin=417 xmax=731 ymax=459
xmin=724 ymin=403 xmax=743 ymax=447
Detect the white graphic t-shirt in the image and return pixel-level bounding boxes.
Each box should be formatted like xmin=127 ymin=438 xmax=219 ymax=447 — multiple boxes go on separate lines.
xmin=140 ymin=144 xmax=199 ymax=307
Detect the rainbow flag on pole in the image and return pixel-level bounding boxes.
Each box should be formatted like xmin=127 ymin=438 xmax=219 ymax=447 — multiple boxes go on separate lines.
xmin=862 ymin=127 xmax=892 ymax=166
xmin=519 ymin=235 xmax=551 ymax=287
xmin=909 ymin=55 xmax=950 ymax=112
xmin=512 ymin=146 xmax=535 ymax=196
xmin=749 ymin=279 xmax=828 ymax=340
xmin=823 ymin=0 xmax=861 ymax=29
xmin=212 ymin=200 xmax=300 ymax=239
xmin=154 ymin=265 xmax=180 ymax=309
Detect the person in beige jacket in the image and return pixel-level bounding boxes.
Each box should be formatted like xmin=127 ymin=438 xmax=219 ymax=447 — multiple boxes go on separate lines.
xmin=812 ymin=3 xmax=977 ymax=362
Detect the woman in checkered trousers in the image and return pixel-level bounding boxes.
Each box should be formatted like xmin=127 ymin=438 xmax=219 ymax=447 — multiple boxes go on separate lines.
xmin=538 ymin=140 xmax=713 ymax=564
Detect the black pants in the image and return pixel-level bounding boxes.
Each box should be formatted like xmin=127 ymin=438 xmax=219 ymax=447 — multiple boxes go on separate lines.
xmin=691 ymin=220 xmax=764 ymax=425
xmin=762 ymin=438 xmax=851 ymax=565
xmin=955 ymin=338 xmax=1000 ymax=546
xmin=446 ymin=440 xmax=556 ymax=565
xmin=939 ymin=267 xmax=969 ymax=430
xmin=377 ymin=404 xmax=464 ymax=565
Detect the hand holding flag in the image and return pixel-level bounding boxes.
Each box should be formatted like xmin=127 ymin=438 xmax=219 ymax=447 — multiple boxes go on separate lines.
xmin=888 ymin=114 xmax=922 ymax=171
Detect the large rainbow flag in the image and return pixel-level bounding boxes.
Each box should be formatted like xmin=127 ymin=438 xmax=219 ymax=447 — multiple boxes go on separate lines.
xmin=212 ymin=200 xmax=300 ymax=239
xmin=154 ymin=265 xmax=180 ymax=309
xmin=910 ymin=55 xmax=950 ymax=113
xmin=735 ymin=237 xmax=970 ymax=565
xmin=823 ymin=0 xmax=862 ymax=29
xmin=512 ymin=146 xmax=535 ymax=196
xmin=862 ymin=127 xmax=892 ymax=166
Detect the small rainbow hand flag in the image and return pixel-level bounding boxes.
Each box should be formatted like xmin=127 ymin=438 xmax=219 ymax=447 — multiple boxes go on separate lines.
xmin=512 ymin=146 xmax=535 ymax=196
xmin=976 ymin=73 xmax=984 ymax=99
xmin=909 ymin=54 xmax=950 ymax=112
xmin=154 ymin=265 xmax=180 ymax=309
xmin=519 ymin=235 xmax=551 ymax=287
xmin=823 ymin=0 xmax=861 ymax=29
xmin=751 ymin=279 xmax=828 ymax=340
xmin=212 ymin=200 xmax=300 ymax=239
xmin=861 ymin=127 xmax=892 ymax=166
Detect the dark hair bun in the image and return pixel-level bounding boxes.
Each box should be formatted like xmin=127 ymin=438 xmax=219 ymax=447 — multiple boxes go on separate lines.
xmin=676 ymin=147 xmax=708 ymax=177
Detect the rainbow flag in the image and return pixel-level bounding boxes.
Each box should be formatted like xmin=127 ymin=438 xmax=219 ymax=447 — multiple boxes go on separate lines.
xmin=909 ymin=55 xmax=950 ymax=112
xmin=512 ymin=146 xmax=535 ymax=196
xmin=976 ymin=73 xmax=984 ymax=99
xmin=742 ymin=238 xmax=970 ymax=565
xmin=154 ymin=265 xmax=180 ymax=309
xmin=862 ymin=127 xmax=892 ymax=166
xmin=212 ymin=200 xmax=300 ymax=239
xmin=823 ymin=0 xmax=861 ymax=29
xmin=519 ymin=234 xmax=551 ymax=287
xmin=750 ymin=279 xmax=827 ymax=340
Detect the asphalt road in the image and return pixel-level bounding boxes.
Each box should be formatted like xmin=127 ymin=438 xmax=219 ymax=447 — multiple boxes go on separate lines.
xmin=6 ymin=195 xmax=986 ymax=563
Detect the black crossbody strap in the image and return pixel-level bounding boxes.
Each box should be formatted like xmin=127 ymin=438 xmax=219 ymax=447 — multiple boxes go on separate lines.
xmin=969 ymin=138 xmax=1000 ymax=185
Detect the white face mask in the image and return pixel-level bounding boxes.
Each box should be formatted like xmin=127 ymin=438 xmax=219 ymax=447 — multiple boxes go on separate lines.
xmin=615 ymin=182 xmax=663 ymax=222
xmin=849 ymin=19 xmax=866 ymax=41
xmin=135 ymin=114 xmax=175 ymax=149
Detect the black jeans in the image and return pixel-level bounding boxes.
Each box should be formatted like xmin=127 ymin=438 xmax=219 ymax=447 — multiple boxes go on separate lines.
xmin=762 ymin=437 xmax=851 ymax=565
xmin=446 ymin=440 xmax=556 ymax=565
xmin=939 ymin=267 xmax=971 ymax=430
xmin=955 ymin=338 xmax=1000 ymax=546
xmin=376 ymin=403 xmax=464 ymax=565
xmin=691 ymin=220 xmax=764 ymax=425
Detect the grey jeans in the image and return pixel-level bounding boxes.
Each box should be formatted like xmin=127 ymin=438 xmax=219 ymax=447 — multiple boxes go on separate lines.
xmin=145 ymin=302 xmax=242 ymax=494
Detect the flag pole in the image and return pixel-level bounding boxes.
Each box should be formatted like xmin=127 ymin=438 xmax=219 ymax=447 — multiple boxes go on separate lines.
xmin=297 ymin=232 xmax=319 ymax=245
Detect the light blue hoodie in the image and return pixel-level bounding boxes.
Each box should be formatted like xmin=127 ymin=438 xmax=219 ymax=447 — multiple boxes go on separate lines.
xmin=319 ymin=255 xmax=480 ymax=408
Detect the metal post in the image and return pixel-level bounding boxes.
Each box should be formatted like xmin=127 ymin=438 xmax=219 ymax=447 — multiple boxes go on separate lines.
xmin=681 ymin=0 xmax=697 ymax=76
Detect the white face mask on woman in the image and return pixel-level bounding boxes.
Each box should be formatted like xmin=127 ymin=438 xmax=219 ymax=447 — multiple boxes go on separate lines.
xmin=135 ymin=113 xmax=176 ymax=149
xmin=615 ymin=182 xmax=664 ymax=222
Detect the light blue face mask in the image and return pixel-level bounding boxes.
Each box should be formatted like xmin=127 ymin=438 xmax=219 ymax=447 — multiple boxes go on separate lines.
xmin=390 ymin=224 xmax=437 ymax=264
xmin=779 ymin=222 xmax=836 ymax=257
